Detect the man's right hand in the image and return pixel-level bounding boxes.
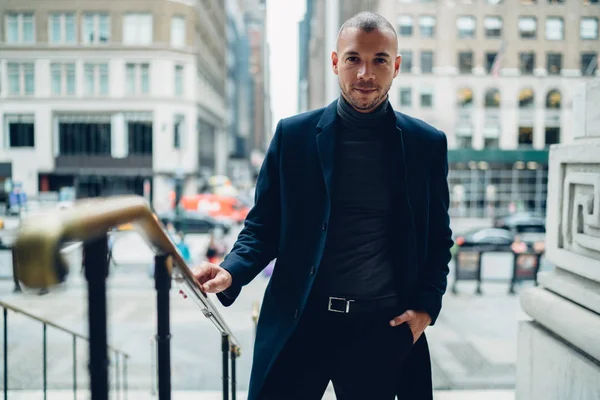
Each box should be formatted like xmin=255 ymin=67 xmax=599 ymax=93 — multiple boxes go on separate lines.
xmin=192 ymin=262 xmax=233 ymax=293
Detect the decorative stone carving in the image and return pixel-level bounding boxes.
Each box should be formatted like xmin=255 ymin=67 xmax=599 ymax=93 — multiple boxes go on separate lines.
xmin=517 ymin=80 xmax=600 ymax=400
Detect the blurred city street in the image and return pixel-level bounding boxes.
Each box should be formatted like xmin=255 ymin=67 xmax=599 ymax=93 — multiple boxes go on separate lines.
xmin=0 ymin=218 xmax=547 ymax=396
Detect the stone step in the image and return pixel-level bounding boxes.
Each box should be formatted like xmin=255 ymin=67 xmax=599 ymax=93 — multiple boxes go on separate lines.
xmin=0 ymin=389 xmax=515 ymax=400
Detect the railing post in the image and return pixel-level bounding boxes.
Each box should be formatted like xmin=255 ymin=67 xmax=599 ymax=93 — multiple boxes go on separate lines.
xmin=3 ymin=308 xmax=7 ymax=400
xmin=72 ymin=335 xmax=77 ymax=400
xmin=222 ymin=334 xmax=230 ymax=400
xmin=43 ymin=323 xmax=47 ymax=400
xmin=84 ymin=235 xmax=110 ymax=400
xmin=230 ymin=346 xmax=238 ymax=400
xmin=115 ymin=352 xmax=120 ymax=400
xmin=123 ymin=355 xmax=128 ymax=400
xmin=154 ymin=254 xmax=172 ymax=400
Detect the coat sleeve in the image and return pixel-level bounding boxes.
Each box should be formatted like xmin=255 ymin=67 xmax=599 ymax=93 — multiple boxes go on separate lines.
xmin=412 ymin=133 xmax=453 ymax=325
xmin=216 ymin=120 xmax=282 ymax=307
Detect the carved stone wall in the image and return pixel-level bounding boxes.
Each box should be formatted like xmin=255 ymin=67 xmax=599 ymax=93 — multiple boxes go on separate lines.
xmin=517 ymin=80 xmax=600 ymax=400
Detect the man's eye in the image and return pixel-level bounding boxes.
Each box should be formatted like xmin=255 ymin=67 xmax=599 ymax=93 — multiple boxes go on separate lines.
xmin=347 ymin=56 xmax=359 ymax=62
xmin=375 ymin=58 xmax=387 ymax=64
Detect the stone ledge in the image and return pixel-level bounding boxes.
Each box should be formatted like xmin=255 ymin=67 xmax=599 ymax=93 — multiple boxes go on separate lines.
xmin=538 ymin=269 xmax=600 ymax=315
xmin=516 ymin=321 xmax=600 ymax=400
xmin=520 ymin=287 xmax=600 ymax=362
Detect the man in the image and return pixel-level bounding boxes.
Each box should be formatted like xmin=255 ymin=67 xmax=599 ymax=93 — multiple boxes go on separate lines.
xmin=193 ymin=11 xmax=453 ymax=400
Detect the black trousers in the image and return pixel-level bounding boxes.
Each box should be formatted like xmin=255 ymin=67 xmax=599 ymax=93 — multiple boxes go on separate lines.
xmin=259 ymin=296 xmax=416 ymax=400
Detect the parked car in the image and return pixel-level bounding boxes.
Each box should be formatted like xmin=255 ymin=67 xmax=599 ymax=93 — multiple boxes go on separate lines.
xmin=157 ymin=210 xmax=231 ymax=235
xmin=454 ymin=228 xmax=516 ymax=252
xmin=494 ymin=212 xmax=545 ymax=232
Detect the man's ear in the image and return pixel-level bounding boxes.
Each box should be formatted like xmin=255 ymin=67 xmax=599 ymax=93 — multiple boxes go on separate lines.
xmin=394 ymin=55 xmax=402 ymax=78
xmin=332 ymin=51 xmax=339 ymax=75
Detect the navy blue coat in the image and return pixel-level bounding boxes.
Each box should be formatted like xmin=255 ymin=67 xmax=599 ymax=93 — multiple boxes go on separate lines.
xmin=218 ymin=99 xmax=453 ymax=399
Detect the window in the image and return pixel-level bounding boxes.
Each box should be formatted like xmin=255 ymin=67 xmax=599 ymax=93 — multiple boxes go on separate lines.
xmin=419 ymin=16 xmax=436 ymax=37
xmin=519 ymin=52 xmax=535 ymax=74
xmin=519 ymin=17 xmax=537 ymax=39
xmin=84 ymin=63 xmax=109 ymax=96
xmin=545 ymin=128 xmax=560 ymax=146
xmin=519 ymin=88 xmax=535 ymax=108
xmin=128 ymin=121 xmax=153 ymax=155
xmin=486 ymin=52 xmax=497 ymax=73
xmin=457 ymin=88 xmax=473 ymax=108
xmin=547 ymin=53 xmax=562 ymax=75
xmin=398 ymin=15 xmax=413 ymax=37
xmin=175 ymin=65 xmax=184 ymax=96
xmin=583 ymin=0 xmax=599 ymax=4
xmin=126 ymin=63 xmax=150 ymax=95
xmin=174 ymin=115 xmax=185 ymax=149
xmin=484 ymin=17 xmax=502 ymax=37
xmin=400 ymin=51 xmax=413 ymax=73
xmin=51 ymin=63 xmax=76 ymax=96
xmin=485 ymin=88 xmax=501 ymax=108
xmin=456 ymin=126 xmax=473 ymax=148
xmin=546 ymin=17 xmax=564 ymax=40
xmin=58 ymin=118 xmax=112 ymax=156
xmin=49 ymin=13 xmax=76 ymax=44
xmin=581 ymin=18 xmax=599 ymax=40
xmin=484 ymin=138 xmax=499 ymax=148
xmin=546 ymin=89 xmax=561 ymax=109
xmin=83 ymin=13 xmax=110 ymax=44
xmin=518 ymin=127 xmax=533 ymax=147
xmin=581 ymin=52 xmax=598 ymax=76
xmin=420 ymin=87 xmax=433 ymax=108
xmin=421 ymin=51 xmax=433 ymax=73
xmin=399 ymin=88 xmax=412 ymax=107
xmin=458 ymin=51 xmax=473 ymax=74
xmin=7 ymin=63 xmax=34 ymax=95
xmin=5 ymin=115 xmax=35 ymax=148
xmin=123 ymin=13 xmax=153 ymax=45
xmin=457 ymin=16 xmax=476 ymax=39
xmin=171 ymin=16 xmax=185 ymax=47
xmin=6 ymin=12 xmax=35 ymax=44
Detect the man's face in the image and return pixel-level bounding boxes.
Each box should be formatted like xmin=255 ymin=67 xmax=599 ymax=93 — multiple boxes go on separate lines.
xmin=332 ymin=27 xmax=401 ymax=113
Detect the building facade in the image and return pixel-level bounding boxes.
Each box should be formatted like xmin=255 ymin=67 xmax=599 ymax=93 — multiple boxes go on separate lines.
xmin=226 ymin=0 xmax=253 ymax=187
xmin=0 ymin=0 xmax=230 ymax=212
xmin=300 ymin=0 xmax=599 ymax=218
xmin=245 ymin=0 xmax=272 ymax=176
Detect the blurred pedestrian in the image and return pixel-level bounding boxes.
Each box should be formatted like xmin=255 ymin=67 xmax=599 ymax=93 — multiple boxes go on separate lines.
xmin=193 ymin=11 xmax=452 ymax=400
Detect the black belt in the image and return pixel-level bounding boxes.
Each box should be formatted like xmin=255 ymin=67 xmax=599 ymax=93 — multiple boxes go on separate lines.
xmin=316 ymin=295 xmax=399 ymax=314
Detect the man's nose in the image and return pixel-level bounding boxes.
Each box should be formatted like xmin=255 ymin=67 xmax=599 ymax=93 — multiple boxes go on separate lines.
xmin=357 ymin=63 xmax=374 ymax=79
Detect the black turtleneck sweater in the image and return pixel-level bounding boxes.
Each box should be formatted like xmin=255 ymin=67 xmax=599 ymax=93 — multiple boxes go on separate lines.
xmin=313 ymin=96 xmax=397 ymax=300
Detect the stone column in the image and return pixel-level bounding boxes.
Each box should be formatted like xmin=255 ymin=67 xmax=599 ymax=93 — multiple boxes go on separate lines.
xmin=516 ymin=80 xmax=600 ymax=399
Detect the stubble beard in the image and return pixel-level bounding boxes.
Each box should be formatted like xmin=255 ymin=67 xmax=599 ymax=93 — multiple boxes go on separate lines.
xmin=339 ymin=80 xmax=392 ymax=112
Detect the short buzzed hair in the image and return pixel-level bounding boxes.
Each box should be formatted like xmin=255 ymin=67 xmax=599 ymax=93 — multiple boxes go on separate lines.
xmin=337 ymin=11 xmax=397 ymax=42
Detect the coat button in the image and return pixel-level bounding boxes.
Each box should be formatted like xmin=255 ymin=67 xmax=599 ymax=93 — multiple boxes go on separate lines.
xmin=294 ymin=309 xmax=299 ymax=319
xmin=321 ymin=222 xmax=327 ymax=231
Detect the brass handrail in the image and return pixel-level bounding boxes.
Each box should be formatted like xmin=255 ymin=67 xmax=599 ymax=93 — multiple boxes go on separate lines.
xmin=12 ymin=195 xmax=240 ymax=348
xmin=0 ymin=300 xmax=129 ymax=358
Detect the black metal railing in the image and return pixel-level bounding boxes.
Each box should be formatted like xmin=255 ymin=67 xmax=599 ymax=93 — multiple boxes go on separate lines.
xmin=1 ymin=300 xmax=130 ymax=400
xmin=12 ymin=195 xmax=241 ymax=400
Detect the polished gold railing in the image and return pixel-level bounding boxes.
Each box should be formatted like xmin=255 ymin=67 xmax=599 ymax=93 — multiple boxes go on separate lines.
xmin=12 ymin=195 xmax=241 ymax=400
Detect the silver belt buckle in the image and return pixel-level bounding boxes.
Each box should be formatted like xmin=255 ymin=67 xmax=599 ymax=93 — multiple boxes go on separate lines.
xmin=328 ymin=297 xmax=354 ymax=313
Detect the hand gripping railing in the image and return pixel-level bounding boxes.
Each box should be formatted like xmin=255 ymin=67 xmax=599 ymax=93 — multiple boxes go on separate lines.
xmin=12 ymin=195 xmax=241 ymax=400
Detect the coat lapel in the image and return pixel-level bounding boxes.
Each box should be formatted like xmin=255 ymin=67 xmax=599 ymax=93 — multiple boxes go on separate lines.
xmin=393 ymin=112 xmax=416 ymax=223
xmin=316 ymin=100 xmax=339 ymax=205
